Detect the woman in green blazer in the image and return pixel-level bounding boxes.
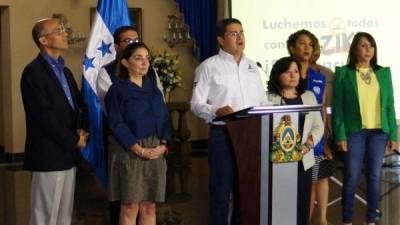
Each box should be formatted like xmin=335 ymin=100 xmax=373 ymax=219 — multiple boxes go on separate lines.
xmin=333 ymin=32 xmax=398 ymax=225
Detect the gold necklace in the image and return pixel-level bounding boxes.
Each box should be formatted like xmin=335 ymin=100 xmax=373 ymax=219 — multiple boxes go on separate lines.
xmin=357 ymin=68 xmax=373 ymax=85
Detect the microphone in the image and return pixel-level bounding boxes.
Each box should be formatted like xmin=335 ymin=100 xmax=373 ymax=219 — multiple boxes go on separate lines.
xmin=257 ymin=61 xmax=278 ymax=94
xmin=256 ymin=62 xmax=268 ymax=75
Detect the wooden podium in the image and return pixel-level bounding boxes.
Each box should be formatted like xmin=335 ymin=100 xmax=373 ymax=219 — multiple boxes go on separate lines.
xmin=215 ymin=105 xmax=321 ymax=225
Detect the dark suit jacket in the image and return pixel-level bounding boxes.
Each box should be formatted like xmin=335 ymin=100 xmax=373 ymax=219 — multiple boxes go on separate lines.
xmin=20 ymin=54 xmax=88 ymax=171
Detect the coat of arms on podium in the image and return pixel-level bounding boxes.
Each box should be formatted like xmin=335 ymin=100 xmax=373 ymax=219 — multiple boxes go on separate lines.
xmin=270 ymin=115 xmax=302 ymax=163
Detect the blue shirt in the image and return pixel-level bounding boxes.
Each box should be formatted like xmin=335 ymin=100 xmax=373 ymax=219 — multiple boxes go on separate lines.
xmin=307 ymin=68 xmax=326 ymax=156
xmin=105 ymin=77 xmax=171 ymax=150
xmin=41 ymin=53 xmax=75 ymax=110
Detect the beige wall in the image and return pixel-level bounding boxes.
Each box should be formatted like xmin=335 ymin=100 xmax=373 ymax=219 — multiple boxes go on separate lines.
xmin=132 ymin=0 xmax=208 ymax=142
xmin=217 ymin=0 xmax=230 ymax=20
xmin=0 ymin=0 xmax=211 ymax=154
xmin=0 ymin=6 xmax=10 ymax=151
xmin=0 ymin=7 xmax=4 ymax=148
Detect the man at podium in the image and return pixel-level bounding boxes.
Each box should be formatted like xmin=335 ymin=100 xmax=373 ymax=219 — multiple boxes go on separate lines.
xmin=190 ymin=18 xmax=271 ymax=225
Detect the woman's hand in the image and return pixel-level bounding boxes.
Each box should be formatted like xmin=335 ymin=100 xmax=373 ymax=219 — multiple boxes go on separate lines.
xmin=300 ymin=144 xmax=310 ymax=155
xmin=337 ymin=141 xmax=348 ymax=152
xmin=323 ymin=142 xmax=334 ymax=160
xmin=147 ymin=145 xmax=167 ymax=160
xmin=300 ymin=138 xmax=314 ymax=155
xmin=387 ymin=140 xmax=398 ymax=152
xmin=131 ymin=144 xmax=151 ymax=159
xmin=131 ymin=143 xmax=167 ymax=160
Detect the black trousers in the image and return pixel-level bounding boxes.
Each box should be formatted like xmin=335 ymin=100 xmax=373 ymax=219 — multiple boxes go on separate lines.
xmin=297 ymin=162 xmax=312 ymax=225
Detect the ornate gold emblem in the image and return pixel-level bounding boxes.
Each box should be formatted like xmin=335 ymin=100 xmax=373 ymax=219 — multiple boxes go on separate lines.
xmin=270 ymin=115 xmax=302 ymax=163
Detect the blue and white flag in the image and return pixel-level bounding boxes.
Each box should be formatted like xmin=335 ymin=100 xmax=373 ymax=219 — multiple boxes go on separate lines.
xmin=82 ymin=0 xmax=131 ymax=188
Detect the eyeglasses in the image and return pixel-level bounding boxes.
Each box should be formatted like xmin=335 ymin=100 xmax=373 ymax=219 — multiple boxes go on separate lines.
xmin=41 ymin=26 xmax=66 ymax=37
xmin=225 ymin=31 xmax=244 ymax=39
xmin=120 ymin=38 xmax=140 ymax=44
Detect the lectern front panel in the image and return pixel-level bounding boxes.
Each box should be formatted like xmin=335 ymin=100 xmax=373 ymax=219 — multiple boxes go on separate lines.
xmin=260 ymin=115 xmax=270 ymax=225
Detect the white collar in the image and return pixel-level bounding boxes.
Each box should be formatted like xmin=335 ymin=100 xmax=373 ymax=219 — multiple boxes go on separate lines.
xmin=218 ymin=49 xmax=245 ymax=63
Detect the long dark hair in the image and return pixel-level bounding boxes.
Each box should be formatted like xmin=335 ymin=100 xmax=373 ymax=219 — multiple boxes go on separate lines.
xmin=118 ymin=42 xmax=150 ymax=80
xmin=347 ymin=32 xmax=380 ymax=70
xmin=267 ymin=56 xmax=306 ymax=96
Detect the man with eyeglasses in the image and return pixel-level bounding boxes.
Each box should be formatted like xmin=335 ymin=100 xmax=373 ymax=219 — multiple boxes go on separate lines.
xmin=20 ymin=18 xmax=89 ymax=225
xmin=95 ymin=25 xmax=163 ymax=225
xmin=190 ymin=18 xmax=271 ymax=225
xmin=97 ymin=26 xmax=163 ymax=102
xmin=97 ymin=26 xmax=140 ymax=100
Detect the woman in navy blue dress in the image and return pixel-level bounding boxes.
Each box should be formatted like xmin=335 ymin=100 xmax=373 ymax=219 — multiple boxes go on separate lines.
xmin=105 ymin=42 xmax=171 ymax=225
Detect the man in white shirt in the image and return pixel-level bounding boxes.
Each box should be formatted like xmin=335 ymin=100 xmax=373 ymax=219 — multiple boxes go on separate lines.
xmin=190 ymin=18 xmax=270 ymax=225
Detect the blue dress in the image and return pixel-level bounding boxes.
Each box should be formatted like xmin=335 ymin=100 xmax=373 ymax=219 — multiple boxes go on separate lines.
xmin=306 ymin=68 xmax=326 ymax=156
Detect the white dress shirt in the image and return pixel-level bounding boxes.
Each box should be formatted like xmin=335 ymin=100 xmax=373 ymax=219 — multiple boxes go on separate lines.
xmin=96 ymin=67 xmax=113 ymax=110
xmin=190 ymin=49 xmax=271 ymax=123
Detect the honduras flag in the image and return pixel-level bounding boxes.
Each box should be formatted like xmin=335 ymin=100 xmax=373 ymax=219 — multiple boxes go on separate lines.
xmin=82 ymin=0 xmax=131 ymax=188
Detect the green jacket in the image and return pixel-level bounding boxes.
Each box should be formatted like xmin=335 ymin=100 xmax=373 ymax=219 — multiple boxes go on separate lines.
xmin=333 ymin=66 xmax=397 ymax=141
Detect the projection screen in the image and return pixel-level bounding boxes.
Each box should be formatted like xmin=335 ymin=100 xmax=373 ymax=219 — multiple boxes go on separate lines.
xmin=231 ymin=0 xmax=400 ymax=118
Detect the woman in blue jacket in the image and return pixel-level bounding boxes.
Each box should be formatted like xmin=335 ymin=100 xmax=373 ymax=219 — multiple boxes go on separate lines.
xmin=105 ymin=42 xmax=171 ymax=225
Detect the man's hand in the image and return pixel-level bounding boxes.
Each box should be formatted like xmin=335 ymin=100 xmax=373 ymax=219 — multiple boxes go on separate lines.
xmin=337 ymin=141 xmax=348 ymax=152
xmin=216 ymin=105 xmax=234 ymax=117
xmin=76 ymin=130 xmax=89 ymax=149
xmin=79 ymin=130 xmax=89 ymax=140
